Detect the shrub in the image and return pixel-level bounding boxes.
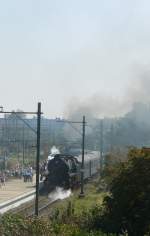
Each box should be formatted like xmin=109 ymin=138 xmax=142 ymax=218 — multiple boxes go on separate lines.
xmin=0 ymin=213 xmax=114 ymax=236
xmin=0 ymin=214 xmax=55 ymax=236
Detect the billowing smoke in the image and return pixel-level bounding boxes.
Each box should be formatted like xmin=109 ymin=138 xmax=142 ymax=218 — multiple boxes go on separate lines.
xmin=64 ymin=68 xmax=150 ymax=120
xmin=127 ymin=68 xmax=150 ymax=105
xmin=65 ymin=95 xmax=128 ymax=119
xmin=48 ymin=187 xmax=72 ymax=201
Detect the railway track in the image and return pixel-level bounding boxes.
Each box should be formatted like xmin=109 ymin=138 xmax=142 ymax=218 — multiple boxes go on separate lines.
xmin=0 ymin=174 xmax=99 ymax=217
xmin=0 ymin=190 xmax=61 ymax=217
xmin=0 ymin=190 xmax=35 ymax=215
xmin=14 ymin=196 xmax=59 ymax=216
xmin=28 ymin=198 xmax=60 ymax=217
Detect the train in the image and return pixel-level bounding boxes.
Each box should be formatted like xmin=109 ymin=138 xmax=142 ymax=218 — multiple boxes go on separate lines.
xmin=39 ymin=151 xmax=100 ymax=195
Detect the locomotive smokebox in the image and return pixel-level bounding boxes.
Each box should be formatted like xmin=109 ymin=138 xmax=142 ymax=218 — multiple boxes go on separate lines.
xmin=40 ymin=154 xmax=78 ymax=195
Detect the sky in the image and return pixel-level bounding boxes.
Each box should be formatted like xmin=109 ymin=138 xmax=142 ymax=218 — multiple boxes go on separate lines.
xmin=0 ymin=0 xmax=150 ymax=118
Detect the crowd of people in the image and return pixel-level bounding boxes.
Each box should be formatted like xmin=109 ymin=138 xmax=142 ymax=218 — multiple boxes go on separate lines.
xmin=0 ymin=157 xmax=53 ymax=189
xmin=0 ymin=164 xmax=34 ymax=188
xmin=0 ymin=172 xmax=6 ymax=188
xmin=22 ymin=166 xmax=33 ymax=182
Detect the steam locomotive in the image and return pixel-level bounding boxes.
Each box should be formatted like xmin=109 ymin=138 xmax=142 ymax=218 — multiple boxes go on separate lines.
xmin=40 ymin=151 xmax=100 ymax=195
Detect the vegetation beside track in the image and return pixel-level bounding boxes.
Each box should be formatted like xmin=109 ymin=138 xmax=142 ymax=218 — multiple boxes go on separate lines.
xmin=0 ymin=213 xmax=113 ymax=236
xmin=2 ymin=147 xmax=150 ymax=235
xmin=47 ymin=177 xmax=106 ymax=217
xmin=0 ymin=177 xmax=111 ymax=236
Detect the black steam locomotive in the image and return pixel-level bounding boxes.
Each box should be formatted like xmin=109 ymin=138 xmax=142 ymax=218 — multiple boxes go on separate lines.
xmin=40 ymin=152 xmax=99 ymax=195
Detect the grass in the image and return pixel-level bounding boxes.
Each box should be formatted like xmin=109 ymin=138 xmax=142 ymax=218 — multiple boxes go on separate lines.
xmin=48 ymin=177 xmax=106 ymax=218
xmin=70 ymin=183 xmax=105 ymax=215
xmin=0 ymin=177 xmax=113 ymax=235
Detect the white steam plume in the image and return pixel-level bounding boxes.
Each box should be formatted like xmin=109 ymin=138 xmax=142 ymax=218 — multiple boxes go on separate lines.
xmin=50 ymin=146 xmax=60 ymax=154
xmin=48 ymin=187 xmax=72 ymax=201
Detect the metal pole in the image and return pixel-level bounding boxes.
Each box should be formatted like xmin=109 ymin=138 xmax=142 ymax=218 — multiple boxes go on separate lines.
xmin=100 ymin=119 xmax=103 ymax=175
xmin=79 ymin=115 xmax=85 ymax=197
xmin=35 ymin=102 xmax=41 ymax=216
xmin=110 ymin=123 xmax=114 ymax=152
xmin=22 ymin=125 xmax=25 ymax=166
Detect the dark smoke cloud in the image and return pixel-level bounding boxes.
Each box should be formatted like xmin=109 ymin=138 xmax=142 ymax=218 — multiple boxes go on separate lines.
xmin=64 ymin=66 xmax=150 ymax=120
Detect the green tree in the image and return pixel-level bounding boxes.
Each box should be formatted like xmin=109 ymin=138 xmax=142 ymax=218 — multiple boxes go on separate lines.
xmin=101 ymin=148 xmax=127 ymax=188
xmin=101 ymin=148 xmax=150 ymax=235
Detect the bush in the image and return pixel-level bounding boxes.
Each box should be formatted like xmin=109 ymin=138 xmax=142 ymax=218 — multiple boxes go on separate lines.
xmin=0 ymin=213 xmax=110 ymax=236
xmin=0 ymin=214 xmax=54 ymax=236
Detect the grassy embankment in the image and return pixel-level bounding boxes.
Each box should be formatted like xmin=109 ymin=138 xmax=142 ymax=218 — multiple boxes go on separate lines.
xmin=0 ymin=177 xmax=114 ymax=235
xmin=49 ymin=178 xmax=106 ymax=218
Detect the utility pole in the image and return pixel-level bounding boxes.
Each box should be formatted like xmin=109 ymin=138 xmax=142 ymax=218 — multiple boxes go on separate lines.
xmin=22 ymin=125 xmax=25 ymax=166
xmin=4 ymin=115 xmax=8 ymax=170
xmin=0 ymin=104 xmax=42 ymax=216
xmin=79 ymin=116 xmax=85 ymax=197
xmin=56 ymin=116 xmax=86 ymax=197
xmin=100 ymin=119 xmax=103 ymax=175
xmin=110 ymin=123 xmax=114 ymax=152
xmin=35 ymin=102 xmax=41 ymax=216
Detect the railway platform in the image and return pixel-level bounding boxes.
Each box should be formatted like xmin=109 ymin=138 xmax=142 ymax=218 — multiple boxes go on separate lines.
xmin=0 ymin=176 xmax=35 ymax=204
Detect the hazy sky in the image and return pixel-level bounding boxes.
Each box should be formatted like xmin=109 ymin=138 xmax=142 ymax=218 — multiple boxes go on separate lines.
xmin=0 ymin=0 xmax=150 ymax=117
